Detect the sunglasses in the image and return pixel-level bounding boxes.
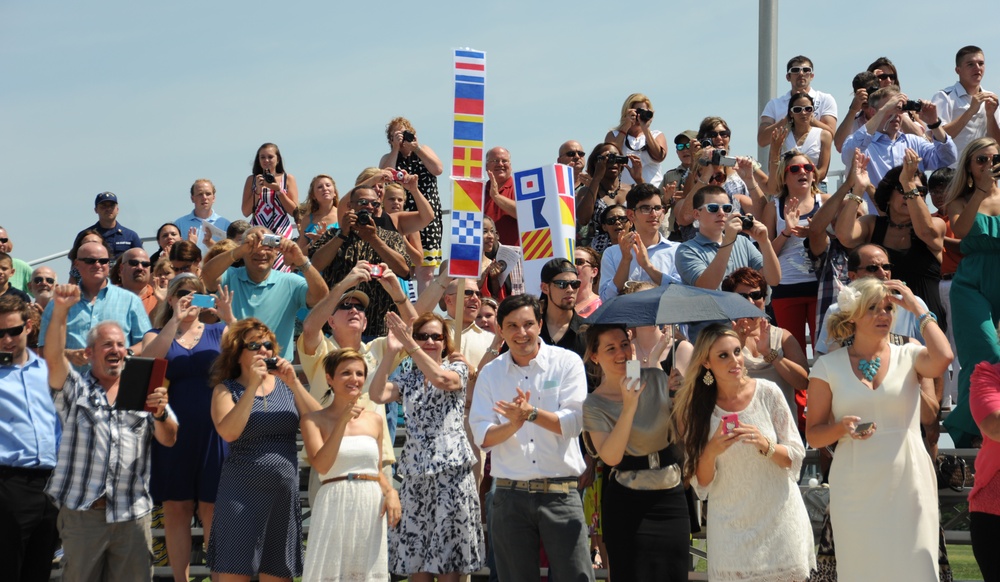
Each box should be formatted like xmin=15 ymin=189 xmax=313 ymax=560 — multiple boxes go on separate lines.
xmin=790 ymin=105 xmax=814 ymax=114
xmin=675 ymin=142 xmax=692 ymax=151
xmin=0 ymin=324 xmax=25 ymax=339
xmin=127 ymin=259 xmax=152 ymax=268
xmin=603 ymin=215 xmax=628 ymax=225
xmin=636 ymin=204 xmax=665 ymax=215
xmin=244 ymin=340 xmax=274 ymax=352
xmin=574 ymin=258 xmax=594 ymax=267
xmin=861 ymin=263 xmax=893 ymax=273
xmin=0 ymin=238 xmax=8 ymax=244
xmin=550 ymin=280 xmax=582 ymax=290
xmin=975 ymin=153 xmax=1000 ymax=165
xmin=78 ymin=257 xmax=111 ymax=265
xmin=33 ymin=276 xmax=55 ymax=285
xmin=788 ymin=66 xmax=813 ymax=74
xmin=704 ymin=130 xmax=731 ymax=139
xmin=738 ymin=291 xmax=766 ymax=301
xmin=562 ymin=150 xmax=586 ymax=158
xmin=876 ymin=73 xmax=897 ymax=81
xmin=175 ymin=289 xmax=194 ymax=298
xmin=337 ymin=302 xmax=365 ymax=312
xmin=786 ymin=163 xmax=815 ymax=174
xmin=700 ymin=203 xmax=734 ymax=214
xmin=355 ymin=199 xmax=382 ymax=209
xmin=413 ymin=332 xmax=445 ymax=342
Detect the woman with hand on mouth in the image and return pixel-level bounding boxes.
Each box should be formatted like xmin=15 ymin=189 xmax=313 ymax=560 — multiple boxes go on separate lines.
xmin=806 ymin=277 xmax=952 ymax=580
xmin=588 ymin=204 xmax=630 ymax=257
xmin=768 ymin=93 xmax=833 ymax=185
xmin=673 ymin=323 xmax=814 ymax=582
xmin=582 ymin=324 xmax=690 ymax=581
xmin=301 ymin=348 xmax=401 ymax=581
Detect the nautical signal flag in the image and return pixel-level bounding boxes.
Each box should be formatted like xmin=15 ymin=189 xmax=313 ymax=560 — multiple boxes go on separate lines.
xmin=514 ymin=164 xmax=579 ymax=294
xmin=448 ymin=49 xmax=485 ymax=280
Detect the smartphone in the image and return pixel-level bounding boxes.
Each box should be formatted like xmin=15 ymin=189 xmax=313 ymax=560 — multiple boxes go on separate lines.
xmin=854 ymin=422 xmax=874 ymax=434
xmin=721 ymin=413 xmax=740 ymax=435
xmin=264 ymin=357 xmax=279 ymax=371
xmin=190 ymin=294 xmax=216 ymax=309
xmin=625 ymin=360 xmax=641 ymax=383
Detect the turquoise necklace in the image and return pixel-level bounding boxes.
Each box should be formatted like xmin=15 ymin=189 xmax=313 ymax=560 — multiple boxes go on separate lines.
xmin=857 ymin=356 xmax=881 ymax=382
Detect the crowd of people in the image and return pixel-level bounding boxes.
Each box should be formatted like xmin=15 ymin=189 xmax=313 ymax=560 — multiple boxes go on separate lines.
xmin=3 ymin=46 xmax=1000 ymax=582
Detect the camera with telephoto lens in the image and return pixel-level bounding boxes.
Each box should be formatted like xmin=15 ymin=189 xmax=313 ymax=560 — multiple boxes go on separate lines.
xmin=264 ymin=357 xmax=279 ymax=371
xmin=636 ymin=109 xmax=654 ymax=122
xmin=604 ymin=154 xmax=629 ymax=165
xmin=740 ymin=214 xmax=755 ymax=231
xmin=356 ymin=209 xmax=371 ymax=226
xmin=262 ymin=169 xmax=276 ymax=184
xmin=402 ymin=130 xmax=416 ymax=142
xmin=700 ymin=139 xmax=713 ymax=148
xmin=901 ymin=99 xmax=923 ymax=112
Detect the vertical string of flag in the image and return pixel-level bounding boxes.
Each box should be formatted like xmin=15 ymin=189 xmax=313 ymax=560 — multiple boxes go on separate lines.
xmin=448 ymin=49 xmax=486 ymax=279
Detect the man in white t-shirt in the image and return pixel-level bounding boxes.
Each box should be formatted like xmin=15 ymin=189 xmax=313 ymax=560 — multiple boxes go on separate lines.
xmin=931 ymin=45 xmax=1000 ymax=162
xmin=758 ymin=55 xmax=839 ymax=147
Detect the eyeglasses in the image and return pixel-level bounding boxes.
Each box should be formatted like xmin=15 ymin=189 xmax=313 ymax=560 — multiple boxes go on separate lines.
xmin=550 ymin=279 xmax=582 ymax=290
xmin=603 ymin=215 xmax=628 ymax=225
xmin=861 ymin=263 xmax=893 ymax=273
xmin=786 ymin=163 xmax=815 ymax=174
xmin=337 ymin=302 xmax=365 ymax=312
xmin=244 ymin=340 xmax=274 ymax=351
xmin=78 ymin=257 xmax=111 ymax=265
xmin=127 ymin=259 xmax=151 ymax=268
xmin=355 ymin=199 xmax=382 ymax=209
xmin=562 ymin=150 xmax=585 ymax=158
xmin=790 ymin=105 xmax=814 ymax=114
xmin=700 ymin=203 xmax=734 ymax=214
xmin=788 ymin=66 xmax=813 ymax=74
xmin=175 ymin=289 xmax=194 ymax=298
xmin=974 ymin=153 xmax=1000 ymax=165
xmin=636 ymin=204 xmax=665 ymax=215
xmin=171 ymin=262 xmax=194 ymax=273
xmin=738 ymin=291 xmax=766 ymax=301
xmin=413 ymin=332 xmax=445 ymax=342
xmin=0 ymin=324 xmax=25 ymax=339
xmin=574 ymin=258 xmax=594 ymax=267
xmin=876 ymin=73 xmax=897 ymax=81
xmin=33 ymin=276 xmax=55 ymax=285
xmin=675 ymin=142 xmax=692 ymax=151
xmin=704 ymin=130 xmax=731 ymax=139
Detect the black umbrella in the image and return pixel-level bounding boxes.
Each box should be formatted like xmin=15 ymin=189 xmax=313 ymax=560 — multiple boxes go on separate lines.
xmin=584 ymin=284 xmax=765 ymax=326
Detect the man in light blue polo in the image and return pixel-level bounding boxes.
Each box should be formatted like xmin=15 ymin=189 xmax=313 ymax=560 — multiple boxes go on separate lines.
xmin=676 ymin=186 xmax=781 ymax=290
xmin=174 ymin=179 xmax=231 ymax=254
xmin=200 ymin=226 xmax=327 ymax=360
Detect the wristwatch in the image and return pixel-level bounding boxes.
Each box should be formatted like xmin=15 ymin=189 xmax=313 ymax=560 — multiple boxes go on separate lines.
xmin=903 ymin=188 xmax=922 ymax=200
xmin=336 ymin=229 xmax=350 ymax=242
xmin=526 ymin=406 xmax=539 ymax=423
xmin=153 ymin=410 xmax=168 ymax=422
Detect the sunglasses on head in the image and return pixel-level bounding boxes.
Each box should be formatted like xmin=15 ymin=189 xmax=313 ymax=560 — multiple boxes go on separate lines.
xmin=704 ymin=130 xmax=731 ymax=139
xmin=574 ymin=258 xmax=594 ymax=267
xmin=738 ymin=291 xmax=766 ymax=301
xmin=413 ymin=332 xmax=444 ymax=342
xmin=790 ymin=105 xmax=814 ymax=114
xmin=33 ymin=276 xmax=55 ymax=285
xmin=127 ymin=259 xmax=151 ymax=268
xmin=786 ymin=163 xmax=815 ymax=174
xmin=861 ymin=263 xmax=892 ymax=273
xmin=788 ymin=66 xmax=813 ymax=74
xmin=355 ymin=199 xmax=382 ymax=209
xmin=675 ymin=142 xmax=692 ymax=151
xmin=0 ymin=324 xmax=25 ymax=339
xmin=562 ymin=150 xmax=585 ymax=158
xmin=550 ymin=280 xmax=582 ymax=290
xmin=700 ymin=203 xmax=734 ymax=214
xmin=244 ymin=340 xmax=274 ymax=351
xmin=876 ymin=73 xmax=897 ymax=81
xmin=337 ymin=302 xmax=365 ymax=312
xmin=78 ymin=257 xmax=111 ymax=265
xmin=603 ymin=215 xmax=628 ymax=225
xmin=975 ymin=153 xmax=1000 ymax=165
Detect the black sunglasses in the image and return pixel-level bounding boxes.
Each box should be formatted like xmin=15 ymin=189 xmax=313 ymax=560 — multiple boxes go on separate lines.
xmin=739 ymin=291 xmax=766 ymax=301
xmin=603 ymin=215 xmax=628 ymax=225
xmin=701 ymin=203 xmax=734 ymax=214
xmin=127 ymin=259 xmax=152 ymax=268
xmin=244 ymin=340 xmax=274 ymax=351
xmin=704 ymin=130 xmax=731 ymax=139
xmin=876 ymin=73 xmax=897 ymax=81
xmin=78 ymin=257 xmax=111 ymax=265
xmin=975 ymin=154 xmax=1000 ymax=165
xmin=413 ymin=332 xmax=445 ymax=342
xmin=861 ymin=264 xmax=893 ymax=273
xmin=337 ymin=302 xmax=365 ymax=312
xmin=355 ymin=199 xmax=382 ymax=209
xmin=574 ymin=258 xmax=594 ymax=267
xmin=562 ymin=150 xmax=585 ymax=158
xmin=175 ymin=289 xmax=194 ymax=298
xmin=0 ymin=238 xmax=8 ymax=244
xmin=550 ymin=280 xmax=582 ymax=290
xmin=0 ymin=324 xmax=25 ymax=339
xmin=675 ymin=142 xmax=692 ymax=151
xmin=33 ymin=276 xmax=55 ymax=285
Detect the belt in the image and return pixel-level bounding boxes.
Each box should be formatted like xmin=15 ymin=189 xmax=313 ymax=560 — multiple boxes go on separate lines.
xmin=615 ymin=444 xmax=683 ymax=472
xmin=322 ymin=473 xmax=380 ymax=485
xmin=89 ymin=497 xmax=108 ymax=510
xmin=941 ymin=273 xmax=956 ymax=281
xmin=0 ymin=466 xmax=52 ymax=480
xmin=495 ymin=477 xmax=576 ymax=494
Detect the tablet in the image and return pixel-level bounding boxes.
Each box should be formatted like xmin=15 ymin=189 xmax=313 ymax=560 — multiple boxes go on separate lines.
xmin=117 ymin=357 xmax=168 ymax=413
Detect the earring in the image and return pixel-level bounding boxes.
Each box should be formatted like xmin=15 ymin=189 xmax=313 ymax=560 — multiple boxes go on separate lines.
xmin=703 ymin=369 xmax=715 ymax=386
xmin=968 ymin=175 xmax=975 ymax=189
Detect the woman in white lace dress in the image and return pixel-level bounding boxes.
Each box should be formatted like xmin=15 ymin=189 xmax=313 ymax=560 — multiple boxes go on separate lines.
xmin=673 ymin=323 xmax=814 ymax=581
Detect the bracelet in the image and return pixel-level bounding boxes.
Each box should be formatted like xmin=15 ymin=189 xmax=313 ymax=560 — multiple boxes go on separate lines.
xmin=153 ymin=410 xmax=168 ymax=422
xmin=719 ymin=240 xmax=736 ymax=249
xmin=759 ymin=437 xmax=776 ymax=458
xmin=845 ymin=193 xmax=864 ymax=205
xmin=487 ymin=348 xmax=500 ymax=357
xmin=297 ymin=259 xmax=312 ymax=271
xmin=779 ymin=231 xmax=791 ymax=238
xmin=926 ymin=119 xmax=942 ymax=130
xmin=918 ymin=311 xmax=939 ymax=335
xmin=393 ymin=297 xmax=407 ymax=304
xmin=433 ymin=279 xmax=448 ymax=289
xmin=763 ymin=349 xmax=782 ymax=363
xmin=405 ymin=346 xmax=421 ymax=357
xmin=230 ymin=249 xmax=239 ymax=262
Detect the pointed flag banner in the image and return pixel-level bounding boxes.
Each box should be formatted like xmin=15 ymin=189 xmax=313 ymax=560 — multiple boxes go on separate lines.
xmin=514 ymin=164 xmax=578 ymax=294
xmin=448 ymin=49 xmax=486 ymax=279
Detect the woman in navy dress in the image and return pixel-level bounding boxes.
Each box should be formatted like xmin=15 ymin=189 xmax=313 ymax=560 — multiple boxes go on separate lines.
xmin=207 ymin=318 xmax=321 ymax=581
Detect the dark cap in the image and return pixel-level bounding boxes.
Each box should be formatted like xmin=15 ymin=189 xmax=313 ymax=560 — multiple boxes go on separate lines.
xmin=540 ymin=258 xmax=576 ymax=283
xmin=674 ymin=130 xmax=697 ymax=144
xmin=95 ymin=192 xmax=118 ymax=205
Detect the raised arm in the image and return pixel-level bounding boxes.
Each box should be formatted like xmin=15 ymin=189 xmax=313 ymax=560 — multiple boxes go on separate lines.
xmin=586 ymin=375 xmax=644 ymax=466
xmin=487 ymin=170 xmax=517 ymax=218
xmin=385 ymin=312 xmax=461 ymax=391
xmin=44 ymin=285 xmax=80 ymax=389
xmin=241 ymin=175 xmax=257 ymax=217
xmin=277 ymin=238 xmax=327 ymax=308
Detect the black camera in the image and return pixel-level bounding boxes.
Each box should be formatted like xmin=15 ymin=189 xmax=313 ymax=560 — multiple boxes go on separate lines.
xmin=262 ymin=170 xmax=276 ymax=184
xmin=636 ymin=109 xmax=654 ymax=122
xmin=605 ymin=154 xmax=629 ymax=165
xmin=402 ymin=130 xmax=416 ymax=143
xmin=356 ymin=209 xmax=371 ymax=226
xmin=700 ymin=139 xmax=713 ymax=148
xmin=740 ymin=214 xmax=755 ymax=231
xmin=264 ymin=357 xmax=279 ymax=371
xmin=0 ymin=352 xmax=12 ymax=366
xmin=901 ymin=100 xmax=923 ymax=112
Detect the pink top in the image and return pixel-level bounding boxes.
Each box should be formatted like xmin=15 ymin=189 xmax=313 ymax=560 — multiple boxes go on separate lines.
xmin=969 ymin=361 xmax=1000 ymax=514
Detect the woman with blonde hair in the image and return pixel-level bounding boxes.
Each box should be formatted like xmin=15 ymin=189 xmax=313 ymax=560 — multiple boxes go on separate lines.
xmin=296 ymin=174 xmax=339 ymax=252
xmin=806 ymin=277 xmax=952 ymax=580
xmin=673 ymin=322 xmax=814 ymax=581
xmin=604 ymin=93 xmax=668 ymax=187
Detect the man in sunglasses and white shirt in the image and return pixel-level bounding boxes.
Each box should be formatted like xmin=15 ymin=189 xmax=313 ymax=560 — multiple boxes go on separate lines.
xmin=599 ymin=184 xmax=681 ymax=300
xmin=758 ymin=55 xmax=839 ymax=147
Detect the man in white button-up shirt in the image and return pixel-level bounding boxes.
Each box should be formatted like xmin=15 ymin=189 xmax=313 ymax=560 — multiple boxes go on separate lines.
xmin=470 ymin=294 xmax=593 ymax=582
xmin=931 ymin=45 xmax=1000 ymax=163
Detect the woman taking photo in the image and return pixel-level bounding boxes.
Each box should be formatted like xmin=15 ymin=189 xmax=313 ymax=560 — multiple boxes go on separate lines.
xmin=369 ymin=312 xmax=484 ymax=581
xmin=582 ymin=324 xmax=690 ymax=580
xmin=574 ymin=246 xmax=602 ymax=318
xmin=207 ymin=319 xmax=321 ymax=581
xmin=576 ymin=143 xmax=628 ymax=249
xmin=142 ymin=274 xmax=232 ymax=582
xmin=242 ymin=142 xmax=298 ymax=270
xmin=301 ymin=348 xmax=401 ymax=581
xmin=604 ymin=92 xmax=667 ymax=187
xmin=674 ymin=323 xmax=814 ymax=581
xmin=806 ymin=277 xmax=951 ymax=580
xmin=296 ymin=174 xmax=339 ymax=252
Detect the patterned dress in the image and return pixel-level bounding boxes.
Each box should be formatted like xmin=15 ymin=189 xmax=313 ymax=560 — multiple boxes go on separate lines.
xmin=395 ymin=152 xmax=442 ymax=267
xmin=388 ymin=360 xmax=484 ymax=575
xmin=250 ymin=174 xmax=294 ymax=271
xmin=207 ymin=378 xmax=303 ymax=578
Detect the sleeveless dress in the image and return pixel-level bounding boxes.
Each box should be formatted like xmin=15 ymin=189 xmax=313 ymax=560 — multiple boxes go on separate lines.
xmin=302 ymin=434 xmax=388 ymax=581
xmin=611 ymin=129 xmax=665 ymax=187
xmin=251 ymin=174 xmax=294 ymax=271
xmin=945 ymin=213 xmax=1000 ymax=446
xmin=871 ymin=216 xmax=945 ymax=331
xmin=207 ymin=378 xmax=303 ymax=578
xmin=783 ymin=127 xmax=824 ymax=167
xmin=810 ymin=344 xmax=939 ymax=581
xmin=149 ymin=323 xmax=228 ymax=503
xmin=395 ymin=152 xmax=443 ymax=267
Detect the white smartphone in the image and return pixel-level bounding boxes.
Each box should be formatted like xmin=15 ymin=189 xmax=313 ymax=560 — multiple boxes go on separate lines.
xmin=626 ymin=360 xmax=641 ymax=383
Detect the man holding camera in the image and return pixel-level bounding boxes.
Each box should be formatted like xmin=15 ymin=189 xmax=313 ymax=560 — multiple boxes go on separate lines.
xmin=308 ymin=185 xmax=411 ymax=339
xmin=841 ymin=87 xmax=957 ymax=186
xmin=676 ymin=186 xmax=781 ymax=290
xmin=932 ymin=45 xmax=1000 ymax=161
xmin=598 ymin=184 xmax=681 ymax=300
xmin=758 ymin=56 xmax=839 ymax=147
xmin=201 ymin=226 xmax=327 ymax=359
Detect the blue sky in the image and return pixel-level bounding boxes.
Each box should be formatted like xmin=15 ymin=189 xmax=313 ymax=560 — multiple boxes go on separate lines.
xmin=4 ymin=0 xmax=999 ymax=269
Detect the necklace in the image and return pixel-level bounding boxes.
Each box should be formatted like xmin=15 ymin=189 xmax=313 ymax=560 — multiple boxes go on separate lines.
xmin=634 ymin=338 xmax=657 ymax=364
xmin=857 ymin=356 xmax=881 ymax=382
xmin=887 ymin=217 xmax=912 ymax=229
xmin=176 ymin=323 xmax=203 ymax=348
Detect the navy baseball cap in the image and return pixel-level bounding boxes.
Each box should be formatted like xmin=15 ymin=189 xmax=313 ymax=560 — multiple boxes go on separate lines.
xmin=95 ymin=192 xmax=118 ymax=205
